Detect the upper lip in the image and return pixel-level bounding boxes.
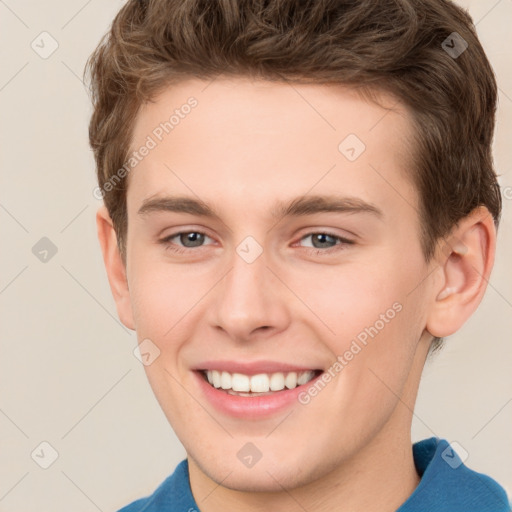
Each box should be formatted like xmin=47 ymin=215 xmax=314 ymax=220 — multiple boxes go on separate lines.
xmin=193 ymin=360 xmax=323 ymax=375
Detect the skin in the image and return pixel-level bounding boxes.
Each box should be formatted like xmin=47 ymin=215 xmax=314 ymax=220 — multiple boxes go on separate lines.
xmin=97 ymin=77 xmax=496 ymax=512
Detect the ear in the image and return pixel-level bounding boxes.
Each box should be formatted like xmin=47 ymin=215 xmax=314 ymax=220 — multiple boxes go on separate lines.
xmin=96 ymin=206 xmax=135 ymax=330
xmin=426 ymin=206 xmax=496 ymax=338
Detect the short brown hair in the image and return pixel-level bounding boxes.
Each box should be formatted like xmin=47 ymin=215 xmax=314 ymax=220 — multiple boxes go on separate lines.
xmin=86 ymin=0 xmax=501 ymax=284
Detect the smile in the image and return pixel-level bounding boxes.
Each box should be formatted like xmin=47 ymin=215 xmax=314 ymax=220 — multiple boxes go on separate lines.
xmin=201 ymin=369 xmax=321 ymax=396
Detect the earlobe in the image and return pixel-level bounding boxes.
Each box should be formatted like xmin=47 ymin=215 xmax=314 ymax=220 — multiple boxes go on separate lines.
xmin=426 ymin=207 xmax=496 ymax=338
xmin=96 ymin=206 xmax=135 ymax=330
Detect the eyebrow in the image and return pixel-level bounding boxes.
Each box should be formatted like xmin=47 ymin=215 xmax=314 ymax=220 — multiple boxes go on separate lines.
xmin=137 ymin=194 xmax=383 ymax=220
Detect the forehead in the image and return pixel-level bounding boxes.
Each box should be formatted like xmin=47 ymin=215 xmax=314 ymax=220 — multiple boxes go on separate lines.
xmin=127 ymin=77 xmax=418 ymax=219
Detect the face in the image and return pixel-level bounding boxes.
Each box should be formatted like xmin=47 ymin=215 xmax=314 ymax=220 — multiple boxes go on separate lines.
xmin=121 ymin=78 xmax=435 ymax=491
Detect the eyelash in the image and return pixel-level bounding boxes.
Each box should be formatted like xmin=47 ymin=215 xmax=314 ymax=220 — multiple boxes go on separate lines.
xmin=159 ymin=230 xmax=354 ymax=255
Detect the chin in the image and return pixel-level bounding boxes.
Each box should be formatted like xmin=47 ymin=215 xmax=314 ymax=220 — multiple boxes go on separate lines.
xmin=221 ymin=474 xmax=287 ymax=493
xmin=192 ymin=449 xmax=323 ymax=492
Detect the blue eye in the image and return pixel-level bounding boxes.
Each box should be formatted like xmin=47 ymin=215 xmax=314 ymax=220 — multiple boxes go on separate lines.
xmin=161 ymin=231 xmax=214 ymax=253
xmin=159 ymin=230 xmax=353 ymax=255
xmin=302 ymin=233 xmax=338 ymax=249
xmin=299 ymin=232 xmax=353 ymax=252
xmin=174 ymin=232 xmax=207 ymax=248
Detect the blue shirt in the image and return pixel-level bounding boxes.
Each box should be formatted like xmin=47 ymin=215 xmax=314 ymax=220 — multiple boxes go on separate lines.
xmin=118 ymin=438 xmax=510 ymax=511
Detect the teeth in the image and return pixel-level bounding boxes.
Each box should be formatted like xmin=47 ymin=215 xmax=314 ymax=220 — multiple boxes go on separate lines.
xmin=284 ymin=371 xmax=297 ymax=389
xmin=204 ymin=369 xmax=317 ymax=393
xmin=212 ymin=370 xmax=221 ymax=388
xmin=250 ymin=373 xmax=269 ymax=393
xmin=221 ymin=371 xmax=231 ymax=390
xmin=232 ymin=373 xmax=250 ymax=392
xmin=269 ymin=372 xmax=285 ymax=391
xmin=297 ymin=370 xmax=315 ymax=385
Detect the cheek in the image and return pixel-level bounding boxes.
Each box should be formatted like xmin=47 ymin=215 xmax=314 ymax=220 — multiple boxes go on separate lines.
xmin=127 ymin=247 xmax=214 ymax=339
xmin=129 ymin=276 xmax=174 ymax=338
xmin=299 ymin=260 xmax=411 ymax=341
xmin=299 ymin=253 xmax=427 ymax=388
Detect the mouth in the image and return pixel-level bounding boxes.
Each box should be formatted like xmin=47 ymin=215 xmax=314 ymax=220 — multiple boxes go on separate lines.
xmin=198 ymin=369 xmax=323 ymax=397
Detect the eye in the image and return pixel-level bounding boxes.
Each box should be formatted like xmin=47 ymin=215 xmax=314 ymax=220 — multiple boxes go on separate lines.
xmin=160 ymin=230 xmax=215 ymax=252
xmin=159 ymin=230 xmax=353 ymax=255
xmin=300 ymin=231 xmax=354 ymax=254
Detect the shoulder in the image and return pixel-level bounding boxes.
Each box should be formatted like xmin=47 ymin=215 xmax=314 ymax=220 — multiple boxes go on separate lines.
xmin=400 ymin=438 xmax=510 ymax=512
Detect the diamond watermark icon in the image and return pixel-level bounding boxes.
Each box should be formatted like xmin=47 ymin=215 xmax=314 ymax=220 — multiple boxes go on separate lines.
xmin=32 ymin=237 xmax=58 ymax=263
xmin=31 ymin=441 xmax=59 ymax=469
xmin=31 ymin=31 xmax=59 ymax=59
xmin=236 ymin=236 xmax=263 ymax=264
xmin=441 ymin=32 xmax=468 ymax=59
xmin=338 ymin=134 xmax=366 ymax=162
xmin=237 ymin=442 xmax=262 ymax=468
xmin=441 ymin=441 xmax=469 ymax=469
xmin=133 ymin=338 xmax=161 ymax=366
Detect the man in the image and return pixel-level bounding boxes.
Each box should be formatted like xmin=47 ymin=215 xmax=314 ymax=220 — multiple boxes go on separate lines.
xmin=87 ymin=0 xmax=510 ymax=510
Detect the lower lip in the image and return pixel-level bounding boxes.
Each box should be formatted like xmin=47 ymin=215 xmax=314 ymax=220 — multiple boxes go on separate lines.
xmin=193 ymin=371 xmax=323 ymax=419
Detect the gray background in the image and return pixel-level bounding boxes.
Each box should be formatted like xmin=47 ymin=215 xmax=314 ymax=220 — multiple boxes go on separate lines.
xmin=0 ymin=1 xmax=511 ymax=510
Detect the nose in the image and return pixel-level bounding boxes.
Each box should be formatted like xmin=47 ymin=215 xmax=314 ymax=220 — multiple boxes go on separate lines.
xmin=210 ymin=249 xmax=291 ymax=342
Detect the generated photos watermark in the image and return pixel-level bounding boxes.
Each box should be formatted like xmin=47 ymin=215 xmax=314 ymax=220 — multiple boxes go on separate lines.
xmin=93 ymin=97 xmax=198 ymax=200
xmin=298 ymin=301 xmax=403 ymax=405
